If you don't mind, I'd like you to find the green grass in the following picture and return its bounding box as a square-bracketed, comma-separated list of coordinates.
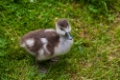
[0, 0, 120, 80]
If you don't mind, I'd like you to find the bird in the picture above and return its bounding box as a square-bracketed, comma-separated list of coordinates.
[20, 18, 73, 63]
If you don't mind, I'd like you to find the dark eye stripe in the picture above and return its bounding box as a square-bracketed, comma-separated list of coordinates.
[60, 28, 64, 31]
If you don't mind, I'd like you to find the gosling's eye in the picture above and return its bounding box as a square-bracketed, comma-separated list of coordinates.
[60, 28, 64, 31]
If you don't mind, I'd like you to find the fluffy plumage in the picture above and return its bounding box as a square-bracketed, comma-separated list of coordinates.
[20, 19, 73, 61]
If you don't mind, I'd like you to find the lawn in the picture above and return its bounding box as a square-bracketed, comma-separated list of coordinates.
[0, 0, 120, 80]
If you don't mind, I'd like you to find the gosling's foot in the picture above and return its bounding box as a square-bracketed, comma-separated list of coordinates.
[39, 66, 47, 74]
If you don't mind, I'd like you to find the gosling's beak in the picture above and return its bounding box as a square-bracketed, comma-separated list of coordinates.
[65, 32, 73, 40]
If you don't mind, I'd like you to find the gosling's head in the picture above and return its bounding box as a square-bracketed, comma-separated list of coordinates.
[56, 19, 72, 40]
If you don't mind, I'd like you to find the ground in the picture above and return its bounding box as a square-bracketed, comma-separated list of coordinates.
[0, 0, 120, 80]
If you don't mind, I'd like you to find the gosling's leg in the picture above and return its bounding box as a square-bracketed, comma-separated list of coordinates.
[51, 56, 60, 62]
[35, 53, 39, 66]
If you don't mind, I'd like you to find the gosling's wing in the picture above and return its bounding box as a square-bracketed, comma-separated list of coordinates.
[20, 30, 45, 53]
[20, 29, 60, 55]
